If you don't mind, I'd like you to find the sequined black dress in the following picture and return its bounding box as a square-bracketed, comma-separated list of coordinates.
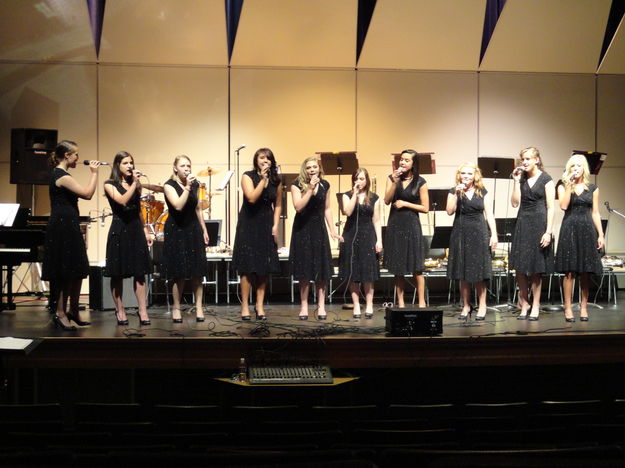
[509, 172, 554, 275]
[103, 181, 151, 278]
[232, 171, 280, 275]
[288, 179, 333, 281]
[339, 193, 380, 283]
[555, 184, 603, 276]
[383, 176, 426, 274]
[41, 168, 89, 281]
[447, 188, 492, 283]
[161, 179, 208, 279]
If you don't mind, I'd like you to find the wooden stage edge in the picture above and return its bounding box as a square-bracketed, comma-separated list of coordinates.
[5, 333, 625, 370]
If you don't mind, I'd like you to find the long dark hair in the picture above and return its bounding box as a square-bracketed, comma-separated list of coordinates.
[107, 151, 134, 184]
[49, 140, 77, 166]
[400, 149, 420, 196]
[253, 148, 280, 185]
[350, 167, 372, 205]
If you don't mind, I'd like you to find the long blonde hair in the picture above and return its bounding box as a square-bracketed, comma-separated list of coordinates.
[169, 154, 192, 184]
[295, 156, 323, 193]
[562, 154, 590, 189]
[454, 162, 485, 197]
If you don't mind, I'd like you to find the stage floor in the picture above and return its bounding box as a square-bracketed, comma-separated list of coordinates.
[2, 293, 625, 369]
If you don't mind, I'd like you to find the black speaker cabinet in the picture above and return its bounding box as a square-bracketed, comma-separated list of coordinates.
[385, 307, 443, 337]
[10, 128, 57, 185]
[89, 266, 139, 311]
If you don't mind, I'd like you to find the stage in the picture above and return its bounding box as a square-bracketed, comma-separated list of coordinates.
[3, 295, 625, 371]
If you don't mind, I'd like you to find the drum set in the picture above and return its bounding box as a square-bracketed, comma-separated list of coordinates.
[140, 166, 221, 241]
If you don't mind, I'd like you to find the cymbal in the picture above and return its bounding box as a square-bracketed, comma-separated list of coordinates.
[197, 167, 221, 177]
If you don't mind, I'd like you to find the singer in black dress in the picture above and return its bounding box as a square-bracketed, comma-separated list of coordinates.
[339, 168, 383, 319]
[446, 162, 498, 321]
[232, 148, 282, 320]
[509, 147, 555, 321]
[555, 154, 604, 322]
[383, 149, 429, 307]
[162, 155, 209, 323]
[289, 157, 340, 320]
[103, 151, 153, 326]
[42, 140, 101, 330]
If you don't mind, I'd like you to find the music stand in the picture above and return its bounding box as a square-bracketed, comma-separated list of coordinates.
[573, 150, 607, 175]
[318, 152, 359, 235]
[391, 152, 435, 174]
[279, 173, 299, 247]
[429, 188, 451, 229]
[430, 226, 452, 250]
[478, 156, 516, 214]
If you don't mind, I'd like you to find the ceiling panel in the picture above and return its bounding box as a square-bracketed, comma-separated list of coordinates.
[99, 0, 227, 65]
[231, 0, 357, 67]
[0, 0, 96, 62]
[598, 16, 625, 74]
[358, 0, 486, 71]
[480, 0, 611, 73]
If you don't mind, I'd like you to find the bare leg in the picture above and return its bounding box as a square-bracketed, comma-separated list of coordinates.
[516, 273, 530, 316]
[579, 273, 589, 319]
[395, 275, 406, 307]
[298, 279, 310, 318]
[255, 275, 267, 318]
[240, 274, 252, 318]
[316, 280, 327, 318]
[529, 274, 542, 319]
[364, 282, 374, 317]
[350, 282, 361, 317]
[172, 279, 185, 320]
[460, 280, 471, 317]
[415, 273, 426, 307]
[134, 275, 149, 321]
[192, 277, 204, 319]
[562, 272, 575, 320]
[476, 281, 487, 318]
[111, 277, 126, 322]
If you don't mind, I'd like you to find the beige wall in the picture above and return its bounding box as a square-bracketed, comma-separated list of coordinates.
[2, 66, 625, 270]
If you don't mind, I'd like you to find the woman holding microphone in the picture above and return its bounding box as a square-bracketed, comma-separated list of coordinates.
[555, 154, 604, 322]
[383, 149, 429, 308]
[42, 140, 101, 330]
[162, 155, 209, 323]
[103, 151, 153, 326]
[232, 148, 282, 320]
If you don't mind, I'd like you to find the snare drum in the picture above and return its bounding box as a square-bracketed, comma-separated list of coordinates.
[140, 195, 165, 225]
[154, 211, 168, 241]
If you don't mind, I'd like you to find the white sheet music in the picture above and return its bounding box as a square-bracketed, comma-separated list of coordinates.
[0, 337, 33, 350]
[217, 170, 235, 191]
[0, 203, 20, 227]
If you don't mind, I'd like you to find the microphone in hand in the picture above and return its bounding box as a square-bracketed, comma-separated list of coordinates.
[83, 160, 109, 166]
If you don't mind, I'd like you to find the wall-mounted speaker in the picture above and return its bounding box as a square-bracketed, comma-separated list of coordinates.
[10, 128, 57, 185]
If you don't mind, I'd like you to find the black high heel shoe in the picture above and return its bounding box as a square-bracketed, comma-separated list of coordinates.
[565, 316, 576, 322]
[255, 308, 267, 321]
[66, 312, 90, 326]
[115, 312, 129, 326]
[458, 307, 472, 321]
[580, 316, 589, 322]
[138, 313, 151, 326]
[241, 312, 251, 321]
[53, 315, 76, 331]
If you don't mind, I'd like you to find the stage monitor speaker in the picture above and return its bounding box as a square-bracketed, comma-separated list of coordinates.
[10, 128, 57, 185]
[385, 307, 443, 337]
[89, 266, 139, 311]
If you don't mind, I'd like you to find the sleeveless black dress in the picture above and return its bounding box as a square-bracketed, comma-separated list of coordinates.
[288, 179, 333, 281]
[232, 171, 280, 275]
[509, 172, 554, 275]
[383, 176, 426, 274]
[103, 181, 151, 278]
[161, 180, 208, 279]
[447, 188, 492, 283]
[41, 168, 89, 281]
[555, 184, 603, 276]
[339, 193, 380, 283]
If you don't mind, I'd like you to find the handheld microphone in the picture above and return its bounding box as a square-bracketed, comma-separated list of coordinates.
[235, 144, 246, 151]
[605, 201, 612, 212]
[511, 167, 523, 177]
[83, 160, 109, 166]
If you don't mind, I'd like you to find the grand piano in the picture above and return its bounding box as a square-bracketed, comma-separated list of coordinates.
[0, 208, 89, 311]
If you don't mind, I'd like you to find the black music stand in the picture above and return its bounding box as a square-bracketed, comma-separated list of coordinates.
[391, 152, 435, 174]
[573, 150, 607, 175]
[478, 156, 515, 213]
[429, 188, 451, 229]
[318, 152, 359, 235]
[279, 173, 299, 247]
[430, 226, 452, 250]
